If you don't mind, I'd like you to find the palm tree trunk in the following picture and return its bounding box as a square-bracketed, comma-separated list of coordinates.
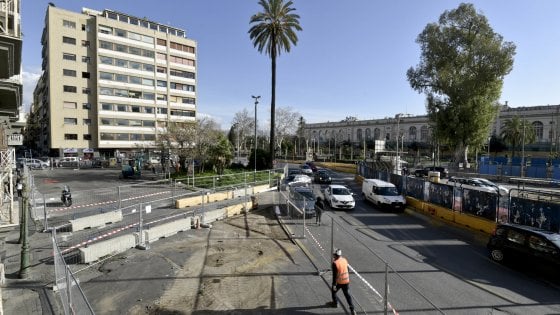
[269, 49, 277, 169]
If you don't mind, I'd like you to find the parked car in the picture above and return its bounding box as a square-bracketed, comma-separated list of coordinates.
[445, 177, 503, 195]
[487, 223, 560, 268]
[414, 166, 449, 178]
[18, 158, 49, 169]
[471, 177, 509, 196]
[289, 186, 316, 218]
[323, 184, 355, 210]
[362, 178, 406, 212]
[314, 169, 332, 184]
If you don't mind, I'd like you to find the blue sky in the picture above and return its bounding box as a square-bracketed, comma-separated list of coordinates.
[21, 1, 560, 128]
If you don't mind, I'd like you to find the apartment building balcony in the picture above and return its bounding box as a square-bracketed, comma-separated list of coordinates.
[0, 78, 21, 116]
[0, 0, 22, 79]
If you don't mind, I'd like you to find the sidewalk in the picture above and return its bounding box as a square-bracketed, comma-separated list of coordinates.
[0, 191, 346, 314]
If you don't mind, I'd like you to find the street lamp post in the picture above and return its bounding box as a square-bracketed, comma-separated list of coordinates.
[252, 95, 260, 181]
[395, 113, 404, 174]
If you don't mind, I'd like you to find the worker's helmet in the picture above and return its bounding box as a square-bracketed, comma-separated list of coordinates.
[333, 248, 342, 256]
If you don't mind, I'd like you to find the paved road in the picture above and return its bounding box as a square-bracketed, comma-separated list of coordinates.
[288, 166, 560, 314]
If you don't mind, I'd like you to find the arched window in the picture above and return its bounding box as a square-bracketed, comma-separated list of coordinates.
[532, 121, 543, 141]
[357, 129, 363, 142]
[409, 126, 417, 141]
[365, 128, 371, 140]
[420, 126, 429, 141]
[374, 128, 380, 140]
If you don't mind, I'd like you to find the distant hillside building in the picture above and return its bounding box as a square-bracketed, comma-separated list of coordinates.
[31, 5, 197, 159]
[303, 104, 560, 155]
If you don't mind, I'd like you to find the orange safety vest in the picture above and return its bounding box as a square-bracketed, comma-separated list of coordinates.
[334, 257, 350, 284]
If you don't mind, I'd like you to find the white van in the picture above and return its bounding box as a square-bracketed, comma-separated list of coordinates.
[362, 179, 406, 212]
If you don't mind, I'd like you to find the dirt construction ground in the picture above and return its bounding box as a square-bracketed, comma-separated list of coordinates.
[76, 207, 331, 315]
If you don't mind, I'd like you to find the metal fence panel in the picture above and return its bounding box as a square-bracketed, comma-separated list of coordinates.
[427, 182, 453, 209]
[460, 189, 498, 221]
[406, 177, 425, 201]
[509, 197, 560, 232]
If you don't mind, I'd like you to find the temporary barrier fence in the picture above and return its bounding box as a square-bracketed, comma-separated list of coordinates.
[52, 229, 95, 315]
[274, 192, 443, 314]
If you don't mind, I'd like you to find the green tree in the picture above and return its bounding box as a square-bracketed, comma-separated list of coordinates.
[209, 134, 233, 175]
[249, 0, 302, 168]
[407, 3, 516, 166]
[500, 116, 536, 159]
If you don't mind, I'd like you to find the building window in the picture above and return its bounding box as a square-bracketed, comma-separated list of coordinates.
[64, 134, 78, 140]
[63, 85, 77, 93]
[82, 56, 91, 63]
[63, 53, 76, 61]
[82, 72, 90, 79]
[64, 118, 77, 125]
[409, 126, 417, 141]
[63, 20, 76, 29]
[82, 88, 91, 94]
[115, 28, 127, 37]
[83, 134, 92, 140]
[533, 121, 544, 140]
[157, 38, 167, 46]
[63, 69, 76, 77]
[99, 40, 112, 50]
[420, 126, 429, 141]
[170, 41, 195, 54]
[99, 25, 113, 34]
[81, 40, 90, 47]
[63, 101, 77, 109]
[100, 56, 112, 65]
[81, 24, 90, 32]
[83, 119, 91, 125]
[157, 80, 167, 87]
[101, 103, 112, 110]
[156, 53, 167, 60]
[63, 36, 76, 45]
[82, 103, 91, 110]
[157, 66, 166, 74]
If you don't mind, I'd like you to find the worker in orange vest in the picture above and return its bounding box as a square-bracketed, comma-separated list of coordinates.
[327, 248, 356, 315]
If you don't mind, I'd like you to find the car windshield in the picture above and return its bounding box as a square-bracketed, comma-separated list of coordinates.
[297, 190, 314, 200]
[378, 187, 399, 196]
[474, 178, 496, 186]
[332, 187, 351, 195]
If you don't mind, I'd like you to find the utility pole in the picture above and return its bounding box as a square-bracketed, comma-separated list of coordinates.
[252, 95, 260, 181]
[19, 167, 30, 279]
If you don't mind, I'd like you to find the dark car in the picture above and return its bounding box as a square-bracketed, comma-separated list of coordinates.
[305, 161, 318, 172]
[314, 169, 332, 184]
[487, 223, 560, 268]
[414, 166, 449, 178]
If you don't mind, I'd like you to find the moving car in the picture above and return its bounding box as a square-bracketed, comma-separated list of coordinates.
[487, 223, 560, 267]
[286, 168, 302, 182]
[362, 179, 406, 212]
[289, 186, 316, 218]
[314, 169, 332, 184]
[445, 177, 504, 195]
[414, 166, 449, 178]
[305, 161, 318, 172]
[323, 184, 355, 210]
[288, 174, 312, 186]
[300, 164, 313, 175]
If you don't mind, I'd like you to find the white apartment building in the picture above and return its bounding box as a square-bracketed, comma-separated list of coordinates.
[31, 5, 197, 159]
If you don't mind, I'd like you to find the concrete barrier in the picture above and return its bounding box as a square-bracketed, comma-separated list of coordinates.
[70, 210, 123, 232]
[143, 218, 191, 243]
[208, 191, 230, 203]
[175, 195, 204, 208]
[79, 234, 136, 263]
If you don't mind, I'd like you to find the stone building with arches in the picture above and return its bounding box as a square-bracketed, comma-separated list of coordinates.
[303, 104, 560, 157]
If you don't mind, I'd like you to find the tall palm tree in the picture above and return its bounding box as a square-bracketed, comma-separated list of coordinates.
[249, 0, 302, 167]
[500, 116, 536, 159]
